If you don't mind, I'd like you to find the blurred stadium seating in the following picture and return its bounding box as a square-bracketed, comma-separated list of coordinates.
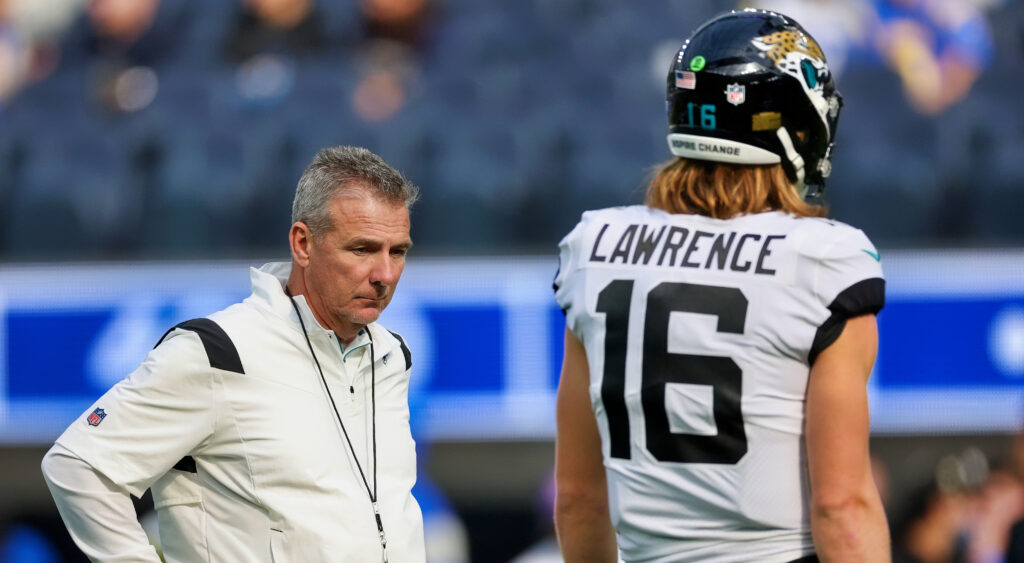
[0, 0, 1019, 260]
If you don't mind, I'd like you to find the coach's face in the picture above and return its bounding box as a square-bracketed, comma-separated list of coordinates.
[295, 188, 411, 342]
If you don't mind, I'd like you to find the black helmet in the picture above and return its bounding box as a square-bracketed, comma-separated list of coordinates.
[666, 9, 842, 196]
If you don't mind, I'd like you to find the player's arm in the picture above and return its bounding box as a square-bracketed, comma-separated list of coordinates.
[42, 443, 161, 562]
[806, 314, 890, 562]
[554, 327, 617, 563]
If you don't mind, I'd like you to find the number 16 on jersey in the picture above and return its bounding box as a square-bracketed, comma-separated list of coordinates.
[597, 279, 749, 465]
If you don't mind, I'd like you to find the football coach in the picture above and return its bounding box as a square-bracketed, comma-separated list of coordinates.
[42, 146, 425, 562]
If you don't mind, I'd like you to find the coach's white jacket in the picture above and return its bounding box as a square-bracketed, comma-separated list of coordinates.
[42, 262, 425, 562]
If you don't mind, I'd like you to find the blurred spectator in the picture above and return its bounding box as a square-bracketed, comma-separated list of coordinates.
[2, 0, 82, 43]
[222, 0, 330, 110]
[350, 38, 419, 123]
[891, 467, 972, 562]
[891, 447, 1024, 563]
[223, 0, 328, 63]
[88, 0, 158, 44]
[80, 0, 164, 114]
[0, 0, 78, 107]
[0, 18, 30, 107]
[347, 0, 433, 124]
[966, 468, 1024, 563]
[361, 0, 432, 48]
[43, 0, 199, 117]
[867, 0, 994, 115]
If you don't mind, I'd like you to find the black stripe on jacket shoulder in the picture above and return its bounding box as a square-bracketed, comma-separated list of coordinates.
[155, 318, 245, 375]
[389, 331, 412, 371]
[809, 278, 885, 366]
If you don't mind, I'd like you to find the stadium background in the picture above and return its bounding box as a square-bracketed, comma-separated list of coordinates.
[1, 0, 1022, 561]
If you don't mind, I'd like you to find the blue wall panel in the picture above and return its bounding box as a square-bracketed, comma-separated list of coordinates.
[7, 309, 112, 398]
[1, 253, 1022, 441]
[423, 304, 504, 393]
[877, 297, 1024, 388]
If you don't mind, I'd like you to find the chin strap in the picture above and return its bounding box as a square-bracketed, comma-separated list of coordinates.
[776, 127, 807, 198]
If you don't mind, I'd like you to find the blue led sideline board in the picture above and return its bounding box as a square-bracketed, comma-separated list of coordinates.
[1, 251, 1023, 444]
[869, 250, 1024, 433]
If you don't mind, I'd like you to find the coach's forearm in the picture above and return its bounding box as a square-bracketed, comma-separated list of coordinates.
[811, 487, 890, 563]
[554, 490, 618, 563]
[42, 444, 160, 563]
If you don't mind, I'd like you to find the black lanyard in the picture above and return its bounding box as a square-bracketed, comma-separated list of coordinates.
[285, 287, 388, 562]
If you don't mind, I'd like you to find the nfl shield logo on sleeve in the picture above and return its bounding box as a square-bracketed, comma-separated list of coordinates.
[87, 408, 107, 427]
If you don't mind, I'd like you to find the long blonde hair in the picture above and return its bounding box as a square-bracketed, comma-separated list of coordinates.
[644, 158, 826, 219]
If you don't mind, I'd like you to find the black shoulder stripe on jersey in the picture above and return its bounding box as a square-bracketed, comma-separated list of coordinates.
[154, 318, 245, 374]
[809, 278, 886, 366]
[172, 456, 197, 473]
[389, 330, 412, 371]
[830, 277, 886, 319]
[809, 315, 845, 367]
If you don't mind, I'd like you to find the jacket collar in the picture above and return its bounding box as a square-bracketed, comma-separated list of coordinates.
[248, 262, 403, 360]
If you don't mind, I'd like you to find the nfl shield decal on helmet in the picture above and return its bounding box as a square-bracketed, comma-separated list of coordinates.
[726, 83, 745, 105]
[87, 408, 107, 426]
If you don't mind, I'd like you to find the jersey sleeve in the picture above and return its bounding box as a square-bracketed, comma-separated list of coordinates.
[55, 329, 219, 497]
[553, 216, 588, 336]
[806, 226, 886, 364]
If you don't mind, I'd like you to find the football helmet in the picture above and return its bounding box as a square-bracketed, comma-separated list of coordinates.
[666, 9, 842, 197]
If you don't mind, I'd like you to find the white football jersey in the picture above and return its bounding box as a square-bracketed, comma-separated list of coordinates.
[554, 206, 884, 563]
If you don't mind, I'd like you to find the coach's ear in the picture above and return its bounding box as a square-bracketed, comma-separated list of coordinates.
[289, 222, 313, 268]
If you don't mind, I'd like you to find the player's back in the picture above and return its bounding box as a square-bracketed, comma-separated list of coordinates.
[554, 205, 884, 562]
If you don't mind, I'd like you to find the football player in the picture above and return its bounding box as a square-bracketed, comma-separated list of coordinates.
[553, 9, 890, 562]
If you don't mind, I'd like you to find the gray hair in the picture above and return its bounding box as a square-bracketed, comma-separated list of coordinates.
[291, 146, 420, 238]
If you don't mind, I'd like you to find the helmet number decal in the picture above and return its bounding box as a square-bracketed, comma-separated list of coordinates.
[683, 103, 716, 130]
